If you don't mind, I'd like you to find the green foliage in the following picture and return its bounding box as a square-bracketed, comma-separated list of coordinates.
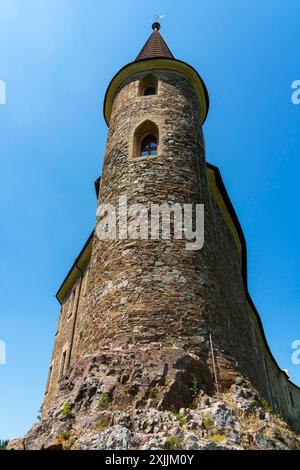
[261, 399, 272, 413]
[165, 436, 183, 450]
[171, 412, 188, 427]
[164, 339, 174, 348]
[207, 434, 226, 443]
[98, 393, 112, 410]
[149, 389, 159, 402]
[0, 440, 8, 450]
[61, 401, 73, 417]
[190, 377, 199, 398]
[202, 413, 214, 430]
[234, 375, 243, 385]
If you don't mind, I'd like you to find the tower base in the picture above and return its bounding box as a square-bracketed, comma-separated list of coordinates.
[8, 345, 300, 450]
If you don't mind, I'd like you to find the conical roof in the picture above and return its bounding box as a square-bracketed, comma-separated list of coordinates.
[136, 22, 174, 61]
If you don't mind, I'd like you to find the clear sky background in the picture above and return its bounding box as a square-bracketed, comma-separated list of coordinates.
[0, 0, 299, 440]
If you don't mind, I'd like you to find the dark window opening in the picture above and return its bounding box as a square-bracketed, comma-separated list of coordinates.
[138, 75, 158, 97]
[144, 86, 156, 96]
[60, 350, 67, 379]
[140, 135, 158, 156]
[133, 119, 159, 158]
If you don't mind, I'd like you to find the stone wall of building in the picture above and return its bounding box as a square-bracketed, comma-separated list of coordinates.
[43, 268, 90, 411]
[75, 70, 217, 358]
[42, 68, 300, 431]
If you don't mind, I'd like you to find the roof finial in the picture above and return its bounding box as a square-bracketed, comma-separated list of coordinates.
[136, 15, 173, 61]
[151, 14, 164, 31]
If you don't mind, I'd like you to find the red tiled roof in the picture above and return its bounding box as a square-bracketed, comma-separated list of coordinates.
[136, 27, 174, 61]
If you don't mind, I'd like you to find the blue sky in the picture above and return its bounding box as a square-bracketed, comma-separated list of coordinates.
[0, 0, 299, 440]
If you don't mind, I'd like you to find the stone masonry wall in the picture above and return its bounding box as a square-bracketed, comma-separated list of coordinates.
[43, 268, 89, 411]
[42, 68, 300, 431]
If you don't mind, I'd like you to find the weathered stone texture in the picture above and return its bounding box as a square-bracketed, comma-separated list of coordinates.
[8, 373, 300, 450]
[41, 68, 300, 434]
[79, 71, 214, 355]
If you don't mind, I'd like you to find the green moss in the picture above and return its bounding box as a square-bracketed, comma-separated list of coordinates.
[261, 399, 272, 413]
[61, 402, 73, 417]
[203, 413, 214, 430]
[207, 434, 226, 443]
[165, 436, 184, 450]
[98, 393, 112, 410]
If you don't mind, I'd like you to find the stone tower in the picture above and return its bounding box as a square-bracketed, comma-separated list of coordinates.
[42, 23, 300, 430]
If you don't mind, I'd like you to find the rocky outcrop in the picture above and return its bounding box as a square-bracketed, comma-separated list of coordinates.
[8, 348, 300, 450]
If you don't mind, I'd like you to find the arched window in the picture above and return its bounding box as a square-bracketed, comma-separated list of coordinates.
[140, 135, 157, 156]
[138, 75, 158, 97]
[132, 120, 159, 158]
[144, 87, 156, 96]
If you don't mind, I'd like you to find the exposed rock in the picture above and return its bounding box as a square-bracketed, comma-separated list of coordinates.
[7, 439, 25, 451]
[8, 368, 300, 451]
[254, 432, 274, 450]
[77, 425, 131, 450]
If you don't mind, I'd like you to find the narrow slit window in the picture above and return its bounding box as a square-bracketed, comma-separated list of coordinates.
[60, 350, 67, 379]
[140, 135, 158, 156]
[83, 269, 89, 297]
[68, 289, 76, 319]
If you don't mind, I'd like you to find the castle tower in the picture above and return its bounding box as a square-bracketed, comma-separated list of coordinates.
[42, 24, 300, 429]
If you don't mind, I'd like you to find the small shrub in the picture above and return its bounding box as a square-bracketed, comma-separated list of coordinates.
[61, 402, 73, 417]
[164, 339, 174, 348]
[165, 436, 183, 450]
[235, 375, 243, 384]
[261, 399, 272, 413]
[190, 377, 199, 398]
[98, 393, 112, 410]
[171, 412, 188, 427]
